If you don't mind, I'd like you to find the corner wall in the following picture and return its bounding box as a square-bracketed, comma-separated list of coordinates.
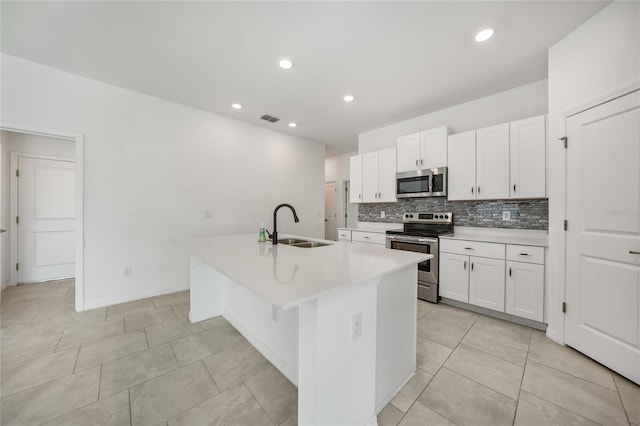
[1, 54, 326, 309]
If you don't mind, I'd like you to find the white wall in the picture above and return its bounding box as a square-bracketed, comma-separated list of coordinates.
[1, 54, 325, 309]
[0, 130, 76, 290]
[546, 1, 640, 343]
[358, 80, 548, 153]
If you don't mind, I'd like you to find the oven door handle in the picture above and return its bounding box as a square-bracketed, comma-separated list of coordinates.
[386, 235, 438, 244]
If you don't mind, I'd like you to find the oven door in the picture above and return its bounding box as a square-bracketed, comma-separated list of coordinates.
[396, 171, 431, 198]
[387, 238, 438, 284]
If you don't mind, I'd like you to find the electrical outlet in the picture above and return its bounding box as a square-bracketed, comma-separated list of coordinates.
[503, 211, 511, 221]
[381, 211, 386, 218]
[204, 210, 213, 219]
[352, 312, 363, 341]
[124, 267, 132, 277]
[272, 304, 279, 323]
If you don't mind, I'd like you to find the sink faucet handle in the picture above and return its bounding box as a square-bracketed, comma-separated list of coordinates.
[265, 229, 273, 239]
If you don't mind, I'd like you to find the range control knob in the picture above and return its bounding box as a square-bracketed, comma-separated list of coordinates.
[445, 215, 449, 219]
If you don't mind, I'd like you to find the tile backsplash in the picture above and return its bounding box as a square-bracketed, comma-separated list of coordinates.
[358, 198, 548, 230]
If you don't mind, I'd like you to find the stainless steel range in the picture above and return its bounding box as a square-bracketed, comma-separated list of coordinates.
[386, 212, 453, 303]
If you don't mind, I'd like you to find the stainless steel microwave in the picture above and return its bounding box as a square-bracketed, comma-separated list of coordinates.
[396, 167, 448, 198]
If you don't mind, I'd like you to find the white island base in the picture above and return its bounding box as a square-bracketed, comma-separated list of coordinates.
[180, 235, 427, 425]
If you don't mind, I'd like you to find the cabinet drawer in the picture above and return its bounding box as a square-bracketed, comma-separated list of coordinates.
[506, 245, 544, 264]
[352, 231, 386, 245]
[338, 230, 352, 241]
[440, 239, 505, 259]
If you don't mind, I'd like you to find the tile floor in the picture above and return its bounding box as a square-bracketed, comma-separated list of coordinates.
[0, 279, 638, 425]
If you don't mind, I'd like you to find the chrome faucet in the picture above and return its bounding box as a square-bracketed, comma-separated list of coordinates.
[272, 203, 300, 245]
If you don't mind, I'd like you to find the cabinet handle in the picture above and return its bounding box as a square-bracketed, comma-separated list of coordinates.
[519, 252, 530, 256]
[463, 261, 467, 270]
[471, 262, 474, 271]
[364, 236, 370, 239]
[509, 267, 512, 277]
[477, 186, 481, 194]
[415, 159, 419, 166]
[464, 247, 474, 251]
[630, 251, 640, 255]
[421, 159, 424, 165]
[359, 193, 362, 199]
[471, 187, 474, 194]
[513, 184, 517, 192]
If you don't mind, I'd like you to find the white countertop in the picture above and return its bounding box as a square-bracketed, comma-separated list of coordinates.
[338, 222, 403, 234]
[440, 227, 548, 247]
[175, 234, 429, 310]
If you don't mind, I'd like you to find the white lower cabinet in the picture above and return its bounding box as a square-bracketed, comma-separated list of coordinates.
[469, 256, 506, 311]
[439, 252, 469, 302]
[506, 261, 544, 322]
[351, 230, 386, 246]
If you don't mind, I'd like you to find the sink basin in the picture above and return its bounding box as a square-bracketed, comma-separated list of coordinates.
[292, 241, 331, 248]
[277, 238, 309, 245]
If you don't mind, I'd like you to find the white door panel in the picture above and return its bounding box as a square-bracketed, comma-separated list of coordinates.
[439, 252, 469, 303]
[566, 90, 640, 384]
[447, 131, 476, 201]
[469, 256, 505, 311]
[349, 155, 363, 203]
[18, 156, 76, 283]
[476, 123, 510, 200]
[324, 182, 338, 241]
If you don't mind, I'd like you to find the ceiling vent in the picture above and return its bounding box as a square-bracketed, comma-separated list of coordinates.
[260, 114, 280, 123]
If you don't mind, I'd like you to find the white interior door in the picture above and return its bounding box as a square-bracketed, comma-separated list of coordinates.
[345, 181, 358, 228]
[324, 181, 338, 241]
[18, 156, 76, 283]
[566, 90, 640, 384]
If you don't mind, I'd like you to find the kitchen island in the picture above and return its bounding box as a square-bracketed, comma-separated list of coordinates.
[174, 234, 430, 425]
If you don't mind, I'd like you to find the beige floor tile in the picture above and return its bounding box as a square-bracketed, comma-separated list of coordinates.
[198, 315, 231, 330]
[57, 318, 124, 351]
[32, 307, 107, 333]
[145, 318, 203, 347]
[171, 302, 189, 320]
[44, 389, 131, 426]
[398, 401, 456, 426]
[522, 361, 628, 425]
[280, 413, 297, 426]
[419, 368, 516, 426]
[417, 316, 467, 348]
[130, 361, 219, 426]
[0, 365, 100, 426]
[425, 304, 479, 330]
[152, 291, 190, 309]
[514, 391, 599, 426]
[56, 279, 76, 290]
[0, 309, 39, 329]
[1, 330, 61, 365]
[614, 373, 640, 425]
[528, 331, 615, 390]
[377, 403, 404, 426]
[391, 369, 433, 413]
[167, 383, 273, 426]
[124, 307, 176, 333]
[417, 300, 435, 320]
[169, 324, 241, 366]
[416, 335, 452, 375]
[99, 343, 178, 398]
[444, 344, 523, 400]
[1, 347, 79, 397]
[244, 366, 297, 424]
[461, 315, 531, 366]
[202, 340, 270, 391]
[76, 330, 148, 371]
[1, 286, 69, 305]
[106, 299, 156, 320]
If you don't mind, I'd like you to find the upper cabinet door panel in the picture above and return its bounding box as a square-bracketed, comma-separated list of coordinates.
[378, 148, 397, 202]
[349, 155, 363, 203]
[476, 123, 510, 200]
[362, 152, 380, 202]
[397, 133, 420, 173]
[420, 126, 450, 169]
[510, 115, 546, 199]
[447, 130, 477, 201]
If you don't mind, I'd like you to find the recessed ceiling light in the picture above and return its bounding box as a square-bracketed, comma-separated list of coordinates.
[279, 58, 294, 70]
[288, 122, 297, 128]
[232, 103, 242, 109]
[343, 95, 355, 102]
[475, 28, 494, 42]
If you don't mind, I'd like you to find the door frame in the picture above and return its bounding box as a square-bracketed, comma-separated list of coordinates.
[324, 180, 338, 241]
[10, 152, 76, 285]
[0, 122, 84, 312]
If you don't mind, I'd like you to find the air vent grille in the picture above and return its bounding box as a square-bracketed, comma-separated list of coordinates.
[260, 114, 280, 123]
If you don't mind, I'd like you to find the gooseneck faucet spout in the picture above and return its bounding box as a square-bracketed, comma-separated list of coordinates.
[272, 203, 300, 245]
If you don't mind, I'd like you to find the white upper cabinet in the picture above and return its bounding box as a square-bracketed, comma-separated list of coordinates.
[349, 155, 363, 203]
[510, 115, 547, 199]
[447, 130, 477, 200]
[476, 123, 510, 200]
[352, 148, 397, 203]
[397, 126, 450, 173]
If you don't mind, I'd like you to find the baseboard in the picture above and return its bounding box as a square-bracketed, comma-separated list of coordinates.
[1, 280, 10, 292]
[440, 298, 547, 331]
[223, 310, 299, 387]
[375, 368, 414, 414]
[82, 285, 189, 311]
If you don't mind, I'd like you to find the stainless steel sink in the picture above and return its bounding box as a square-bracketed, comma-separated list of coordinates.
[277, 238, 309, 245]
[293, 241, 330, 248]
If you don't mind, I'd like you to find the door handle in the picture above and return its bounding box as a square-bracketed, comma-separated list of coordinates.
[471, 262, 474, 271]
[630, 251, 640, 255]
[509, 267, 512, 277]
[513, 184, 516, 192]
[0, 229, 6, 233]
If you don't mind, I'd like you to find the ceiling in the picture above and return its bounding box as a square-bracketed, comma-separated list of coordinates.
[1, 1, 608, 156]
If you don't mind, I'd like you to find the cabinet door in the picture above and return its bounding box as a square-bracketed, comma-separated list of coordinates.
[510, 115, 546, 199]
[469, 256, 505, 311]
[447, 131, 476, 200]
[349, 155, 363, 203]
[476, 123, 510, 200]
[439, 252, 470, 302]
[396, 133, 420, 173]
[362, 152, 380, 202]
[378, 148, 397, 202]
[421, 126, 450, 169]
[506, 261, 544, 321]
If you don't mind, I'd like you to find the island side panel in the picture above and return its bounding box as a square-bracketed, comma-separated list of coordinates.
[298, 281, 379, 426]
[375, 265, 418, 412]
[189, 257, 224, 323]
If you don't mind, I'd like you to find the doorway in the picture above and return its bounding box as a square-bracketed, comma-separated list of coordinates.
[564, 90, 640, 384]
[325, 181, 338, 241]
[344, 180, 358, 229]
